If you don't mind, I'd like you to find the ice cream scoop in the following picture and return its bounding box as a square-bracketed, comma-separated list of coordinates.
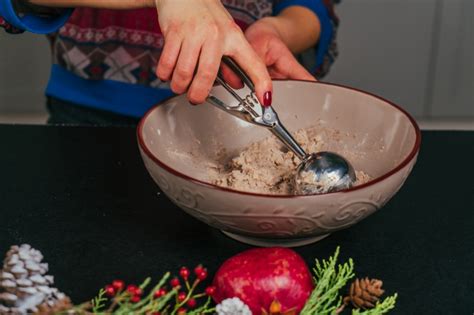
[207, 57, 356, 194]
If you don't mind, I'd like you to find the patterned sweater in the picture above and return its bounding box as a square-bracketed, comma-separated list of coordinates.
[0, 0, 339, 117]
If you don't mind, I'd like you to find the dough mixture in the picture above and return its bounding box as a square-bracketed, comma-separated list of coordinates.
[207, 126, 371, 194]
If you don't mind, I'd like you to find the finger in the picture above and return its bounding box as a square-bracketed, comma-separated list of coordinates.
[220, 63, 243, 89]
[229, 41, 272, 106]
[187, 41, 222, 104]
[275, 52, 316, 81]
[284, 60, 316, 81]
[268, 67, 287, 79]
[156, 36, 182, 82]
[170, 38, 201, 95]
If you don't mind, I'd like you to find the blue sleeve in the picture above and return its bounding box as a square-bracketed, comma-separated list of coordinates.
[0, 0, 72, 34]
[273, 0, 336, 76]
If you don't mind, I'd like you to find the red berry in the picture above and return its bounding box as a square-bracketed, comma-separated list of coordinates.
[194, 265, 204, 276]
[104, 285, 116, 297]
[205, 286, 216, 296]
[187, 298, 197, 308]
[151, 313, 161, 315]
[130, 295, 141, 303]
[177, 308, 187, 315]
[154, 288, 167, 298]
[178, 292, 187, 302]
[179, 267, 190, 280]
[126, 284, 139, 295]
[134, 288, 143, 296]
[112, 280, 125, 291]
[170, 278, 180, 288]
[197, 269, 208, 280]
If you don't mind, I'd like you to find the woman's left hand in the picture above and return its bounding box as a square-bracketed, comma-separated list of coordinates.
[244, 17, 316, 81]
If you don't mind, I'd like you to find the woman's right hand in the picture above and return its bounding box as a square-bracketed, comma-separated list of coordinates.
[155, 0, 273, 105]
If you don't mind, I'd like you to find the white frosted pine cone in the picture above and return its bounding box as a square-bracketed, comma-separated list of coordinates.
[0, 244, 70, 315]
[216, 297, 252, 315]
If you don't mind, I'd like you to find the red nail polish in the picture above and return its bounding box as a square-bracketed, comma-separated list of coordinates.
[263, 91, 272, 107]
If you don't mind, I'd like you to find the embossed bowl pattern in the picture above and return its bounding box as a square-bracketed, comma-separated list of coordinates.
[138, 81, 421, 247]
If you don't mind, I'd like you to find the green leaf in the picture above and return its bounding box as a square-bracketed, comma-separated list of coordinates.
[155, 287, 179, 312]
[91, 288, 108, 313]
[112, 274, 177, 314]
[352, 294, 398, 315]
[300, 247, 355, 315]
[187, 297, 216, 315]
[128, 274, 168, 311]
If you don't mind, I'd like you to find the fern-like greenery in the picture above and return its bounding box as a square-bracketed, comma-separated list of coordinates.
[68, 272, 215, 315]
[300, 247, 355, 315]
[91, 288, 107, 313]
[352, 294, 398, 315]
[300, 247, 398, 315]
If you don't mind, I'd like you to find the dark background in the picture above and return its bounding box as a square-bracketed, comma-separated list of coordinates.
[0, 126, 473, 314]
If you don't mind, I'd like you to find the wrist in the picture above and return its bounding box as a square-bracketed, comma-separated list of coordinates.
[246, 17, 284, 41]
[153, 0, 163, 9]
[143, 0, 156, 8]
[249, 16, 293, 49]
[153, 0, 177, 11]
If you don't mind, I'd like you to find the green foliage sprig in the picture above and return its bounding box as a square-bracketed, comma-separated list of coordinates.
[351, 294, 398, 315]
[91, 289, 107, 313]
[300, 247, 354, 314]
[300, 247, 397, 315]
[68, 271, 214, 315]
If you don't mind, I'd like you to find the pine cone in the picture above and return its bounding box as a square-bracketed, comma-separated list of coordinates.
[35, 297, 73, 315]
[0, 244, 70, 315]
[343, 278, 385, 309]
[216, 297, 252, 315]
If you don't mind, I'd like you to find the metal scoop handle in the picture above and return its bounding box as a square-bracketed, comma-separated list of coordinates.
[262, 106, 307, 160]
[206, 56, 307, 160]
[207, 56, 263, 126]
[221, 56, 255, 91]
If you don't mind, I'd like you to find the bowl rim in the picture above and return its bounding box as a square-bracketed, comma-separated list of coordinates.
[137, 80, 422, 198]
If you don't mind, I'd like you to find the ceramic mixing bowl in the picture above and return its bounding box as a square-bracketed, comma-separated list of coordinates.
[137, 81, 421, 247]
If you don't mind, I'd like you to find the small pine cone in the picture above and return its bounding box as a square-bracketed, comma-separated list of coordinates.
[1, 244, 70, 315]
[34, 297, 73, 315]
[343, 277, 385, 309]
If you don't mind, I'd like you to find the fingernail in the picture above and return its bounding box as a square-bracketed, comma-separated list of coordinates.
[263, 91, 272, 107]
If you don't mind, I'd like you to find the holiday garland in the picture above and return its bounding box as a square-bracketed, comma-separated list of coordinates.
[0, 245, 397, 315]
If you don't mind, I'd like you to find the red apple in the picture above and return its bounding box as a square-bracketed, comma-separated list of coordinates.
[212, 247, 314, 314]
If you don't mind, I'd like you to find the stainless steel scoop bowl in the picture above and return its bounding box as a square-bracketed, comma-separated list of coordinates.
[207, 57, 356, 194]
[295, 152, 356, 194]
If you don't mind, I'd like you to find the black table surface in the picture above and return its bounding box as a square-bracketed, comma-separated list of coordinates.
[0, 125, 473, 314]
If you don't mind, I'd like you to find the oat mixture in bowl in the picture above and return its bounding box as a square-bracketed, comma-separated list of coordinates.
[207, 125, 371, 195]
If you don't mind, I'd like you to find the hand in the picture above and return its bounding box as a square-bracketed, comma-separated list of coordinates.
[155, 0, 272, 105]
[244, 17, 316, 81]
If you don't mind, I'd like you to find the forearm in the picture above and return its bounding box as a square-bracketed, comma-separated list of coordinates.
[269, 6, 321, 54]
[26, 0, 155, 9]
